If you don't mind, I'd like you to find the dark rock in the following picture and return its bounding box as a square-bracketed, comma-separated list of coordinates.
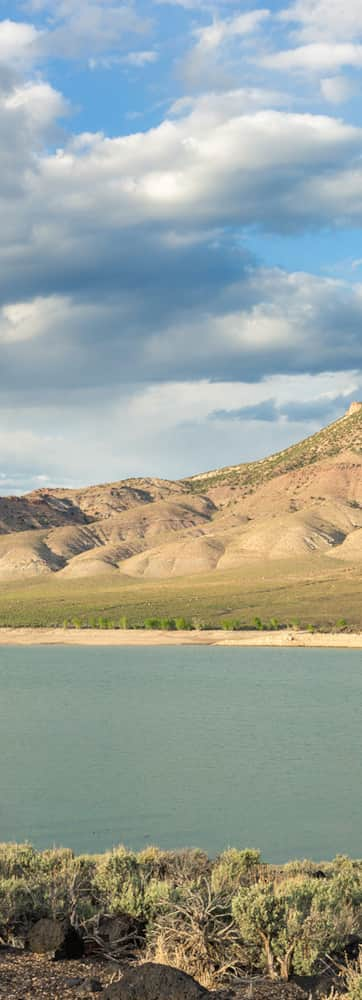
[294, 971, 344, 997]
[53, 924, 85, 960]
[100, 962, 209, 999]
[340, 934, 362, 961]
[27, 918, 65, 954]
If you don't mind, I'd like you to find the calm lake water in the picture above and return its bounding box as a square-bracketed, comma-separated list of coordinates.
[0, 646, 361, 862]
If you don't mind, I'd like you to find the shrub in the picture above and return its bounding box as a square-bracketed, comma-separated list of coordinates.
[93, 847, 144, 917]
[233, 865, 362, 981]
[175, 618, 193, 631]
[148, 879, 245, 987]
[212, 849, 261, 893]
[343, 952, 362, 1000]
[160, 618, 177, 631]
[269, 618, 280, 631]
[336, 618, 348, 632]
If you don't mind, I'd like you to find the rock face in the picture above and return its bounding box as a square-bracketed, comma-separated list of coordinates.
[100, 962, 209, 1000]
[27, 918, 65, 953]
[347, 401, 362, 416]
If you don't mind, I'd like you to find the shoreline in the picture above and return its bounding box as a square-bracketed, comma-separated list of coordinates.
[0, 627, 361, 647]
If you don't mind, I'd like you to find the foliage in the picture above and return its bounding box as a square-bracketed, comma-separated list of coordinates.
[233, 862, 362, 980]
[212, 848, 261, 892]
[342, 952, 362, 1000]
[0, 843, 361, 987]
[93, 847, 144, 917]
[147, 878, 245, 986]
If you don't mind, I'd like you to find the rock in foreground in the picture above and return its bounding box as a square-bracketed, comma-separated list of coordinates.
[101, 962, 208, 999]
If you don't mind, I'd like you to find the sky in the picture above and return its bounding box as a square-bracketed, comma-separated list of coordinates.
[1, 0, 362, 492]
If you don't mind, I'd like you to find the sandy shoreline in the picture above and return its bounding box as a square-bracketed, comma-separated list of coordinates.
[0, 627, 361, 647]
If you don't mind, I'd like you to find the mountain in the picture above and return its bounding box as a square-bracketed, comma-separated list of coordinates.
[0, 403, 361, 583]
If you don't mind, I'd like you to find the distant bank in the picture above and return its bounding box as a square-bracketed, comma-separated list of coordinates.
[0, 627, 361, 647]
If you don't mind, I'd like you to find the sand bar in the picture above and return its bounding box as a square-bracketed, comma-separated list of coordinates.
[0, 628, 361, 647]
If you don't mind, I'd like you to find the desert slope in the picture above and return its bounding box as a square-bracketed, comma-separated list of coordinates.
[0, 403, 361, 581]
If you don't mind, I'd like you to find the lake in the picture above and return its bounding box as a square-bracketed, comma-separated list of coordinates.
[0, 646, 361, 862]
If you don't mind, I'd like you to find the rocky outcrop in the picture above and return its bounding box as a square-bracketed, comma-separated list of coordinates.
[346, 401, 362, 416]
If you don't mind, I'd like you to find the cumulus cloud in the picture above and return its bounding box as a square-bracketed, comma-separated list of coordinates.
[1, 4, 362, 486]
[0, 19, 41, 68]
[1, 73, 362, 406]
[2, 263, 362, 404]
[12, 103, 362, 244]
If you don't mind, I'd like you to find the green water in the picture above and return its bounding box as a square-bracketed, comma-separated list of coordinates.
[0, 646, 361, 862]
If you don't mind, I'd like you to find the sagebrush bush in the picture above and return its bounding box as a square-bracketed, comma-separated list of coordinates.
[93, 847, 144, 916]
[212, 848, 261, 892]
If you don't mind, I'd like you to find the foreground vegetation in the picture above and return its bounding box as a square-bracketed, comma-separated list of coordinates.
[0, 843, 361, 996]
[0, 555, 361, 629]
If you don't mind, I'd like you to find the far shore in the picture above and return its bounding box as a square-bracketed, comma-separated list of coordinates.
[0, 627, 361, 647]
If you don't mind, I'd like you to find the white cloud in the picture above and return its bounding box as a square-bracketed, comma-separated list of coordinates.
[170, 86, 289, 117]
[182, 8, 270, 90]
[194, 9, 270, 53]
[0, 296, 69, 343]
[45, 4, 148, 59]
[261, 43, 362, 73]
[89, 49, 158, 70]
[0, 19, 41, 67]
[4, 80, 67, 128]
[320, 75, 357, 104]
[123, 49, 158, 67]
[280, 0, 362, 43]
[2, 5, 149, 65]
[36, 108, 362, 232]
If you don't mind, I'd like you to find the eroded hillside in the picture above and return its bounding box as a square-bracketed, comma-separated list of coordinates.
[0, 404, 361, 581]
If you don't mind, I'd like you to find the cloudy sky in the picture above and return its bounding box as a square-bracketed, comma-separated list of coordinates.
[1, 0, 362, 492]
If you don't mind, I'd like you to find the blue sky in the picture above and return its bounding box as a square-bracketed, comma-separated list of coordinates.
[0, 0, 362, 491]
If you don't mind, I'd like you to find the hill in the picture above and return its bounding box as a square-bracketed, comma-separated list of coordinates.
[0, 403, 361, 627]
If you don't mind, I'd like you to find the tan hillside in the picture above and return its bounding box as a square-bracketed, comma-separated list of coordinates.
[0, 403, 361, 583]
